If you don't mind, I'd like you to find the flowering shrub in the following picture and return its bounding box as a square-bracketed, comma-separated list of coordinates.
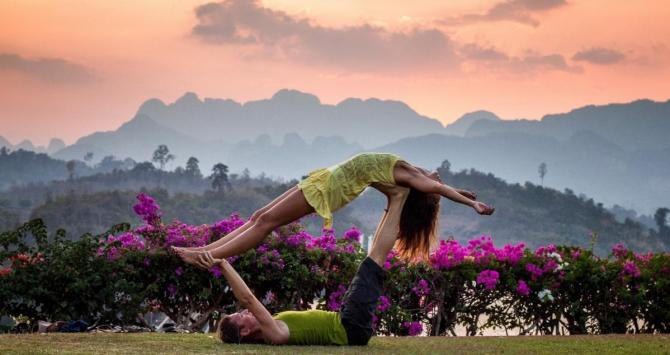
[1, 192, 669, 335]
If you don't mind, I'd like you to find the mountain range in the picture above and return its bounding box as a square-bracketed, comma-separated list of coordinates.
[1, 90, 668, 215]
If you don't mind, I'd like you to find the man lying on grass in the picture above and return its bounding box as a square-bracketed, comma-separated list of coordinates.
[202, 184, 417, 345]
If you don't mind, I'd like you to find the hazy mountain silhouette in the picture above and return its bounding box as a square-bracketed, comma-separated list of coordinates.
[53, 113, 209, 170]
[373, 130, 670, 215]
[444, 110, 501, 136]
[0, 136, 66, 155]
[46, 138, 66, 154]
[11, 89, 665, 216]
[136, 89, 445, 148]
[52, 112, 362, 179]
[466, 99, 670, 151]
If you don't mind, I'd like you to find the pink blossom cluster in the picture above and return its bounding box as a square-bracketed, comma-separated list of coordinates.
[402, 321, 423, 336]
[258, 247, 285, 270]
[164, 222, 212, 248]
[285, 231, 312, 248]
[342, 226, 361, 243]
[430, 235, 525, 270]
[383, 250, 403, 270]
[327, 284, 348, 311]
[377, 295, 391, 312]
[612, 243, 628, 258]
[132, 192, 162, 226]
[412, 279, 430, 297]
[476, 269, 500, 290]
[211, 213, 245, 236]
[622, 261, 641, 278]
[534, 244, 557, 257]
[97, 232, 146, 261]
[525, 263, 544, 281]
[516, 280, 530, 296]
[308, 234, 337, 252]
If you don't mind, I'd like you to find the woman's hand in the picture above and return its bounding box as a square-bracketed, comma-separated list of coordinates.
[458, 189, 477, 200]
[473, 201, 495, 215]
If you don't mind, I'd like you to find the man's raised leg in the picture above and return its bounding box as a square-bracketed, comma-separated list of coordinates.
[368, 187, 409, 267]
[338, 186, 409, 345]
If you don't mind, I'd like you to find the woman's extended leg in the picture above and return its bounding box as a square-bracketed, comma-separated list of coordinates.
[176, 186, 299, 252]
[177, 188, 315, 267]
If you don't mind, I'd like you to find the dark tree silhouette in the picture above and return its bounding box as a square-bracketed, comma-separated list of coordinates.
[185, 157, 202, 178]
[209, 163, 231, 194]
[654, 207, 669, 240]
[538, 162, 547, 186]
[132, 161, 157, 173]
[83, 152, 94, 164]
[66, 160, 76, 180]
[152, 144, 175, 171]
[437, 159, 451, 177]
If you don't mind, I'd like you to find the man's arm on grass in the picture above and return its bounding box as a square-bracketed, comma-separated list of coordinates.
[211, 255, 289, 344]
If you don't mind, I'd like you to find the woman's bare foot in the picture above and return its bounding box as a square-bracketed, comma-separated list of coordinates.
[174, 248, 211, 269]
[175, 245, 205, 252]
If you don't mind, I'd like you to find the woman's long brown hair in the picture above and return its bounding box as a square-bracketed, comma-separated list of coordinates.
[396, 188, 440, 261]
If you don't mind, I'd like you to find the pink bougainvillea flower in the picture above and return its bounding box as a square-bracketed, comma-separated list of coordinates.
[476, 269, 499, 290]
[623, 261, 641, 278]
[377, 295, 391, 312]
[402, 321, 423, 336]
[517, 280, 530, 296]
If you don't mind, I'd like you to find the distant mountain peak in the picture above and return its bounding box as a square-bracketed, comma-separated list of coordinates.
[47, 138, 66, 154]
[174, 92, 201, 106]
[446, 110, 501, 136]
[459, 110, 501, 121]
[138, 98, 167, 116]
[336, 97, 419, 118]
[271, 89, 321, 105]
[16, 139, 35, 150]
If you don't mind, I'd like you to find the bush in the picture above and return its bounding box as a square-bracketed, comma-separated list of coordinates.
[1, 193, 669, 335]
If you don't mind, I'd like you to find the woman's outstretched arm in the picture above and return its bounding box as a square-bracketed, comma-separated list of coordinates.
[394, 162, 494, 215]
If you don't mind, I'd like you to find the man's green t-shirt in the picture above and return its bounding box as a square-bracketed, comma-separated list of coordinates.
[273, 310, 348, 345]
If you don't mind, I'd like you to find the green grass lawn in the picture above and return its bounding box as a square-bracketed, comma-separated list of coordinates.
[0, 333, 668, 354]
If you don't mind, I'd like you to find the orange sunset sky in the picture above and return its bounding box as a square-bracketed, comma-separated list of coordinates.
[1, 0, 669, 147]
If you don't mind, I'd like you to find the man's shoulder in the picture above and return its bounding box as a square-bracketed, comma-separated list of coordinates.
[263, 318, 290, 345]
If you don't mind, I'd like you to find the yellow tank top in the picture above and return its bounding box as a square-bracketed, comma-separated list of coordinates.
[298, 152, 401, 228]
[273, 310, 348, 345]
